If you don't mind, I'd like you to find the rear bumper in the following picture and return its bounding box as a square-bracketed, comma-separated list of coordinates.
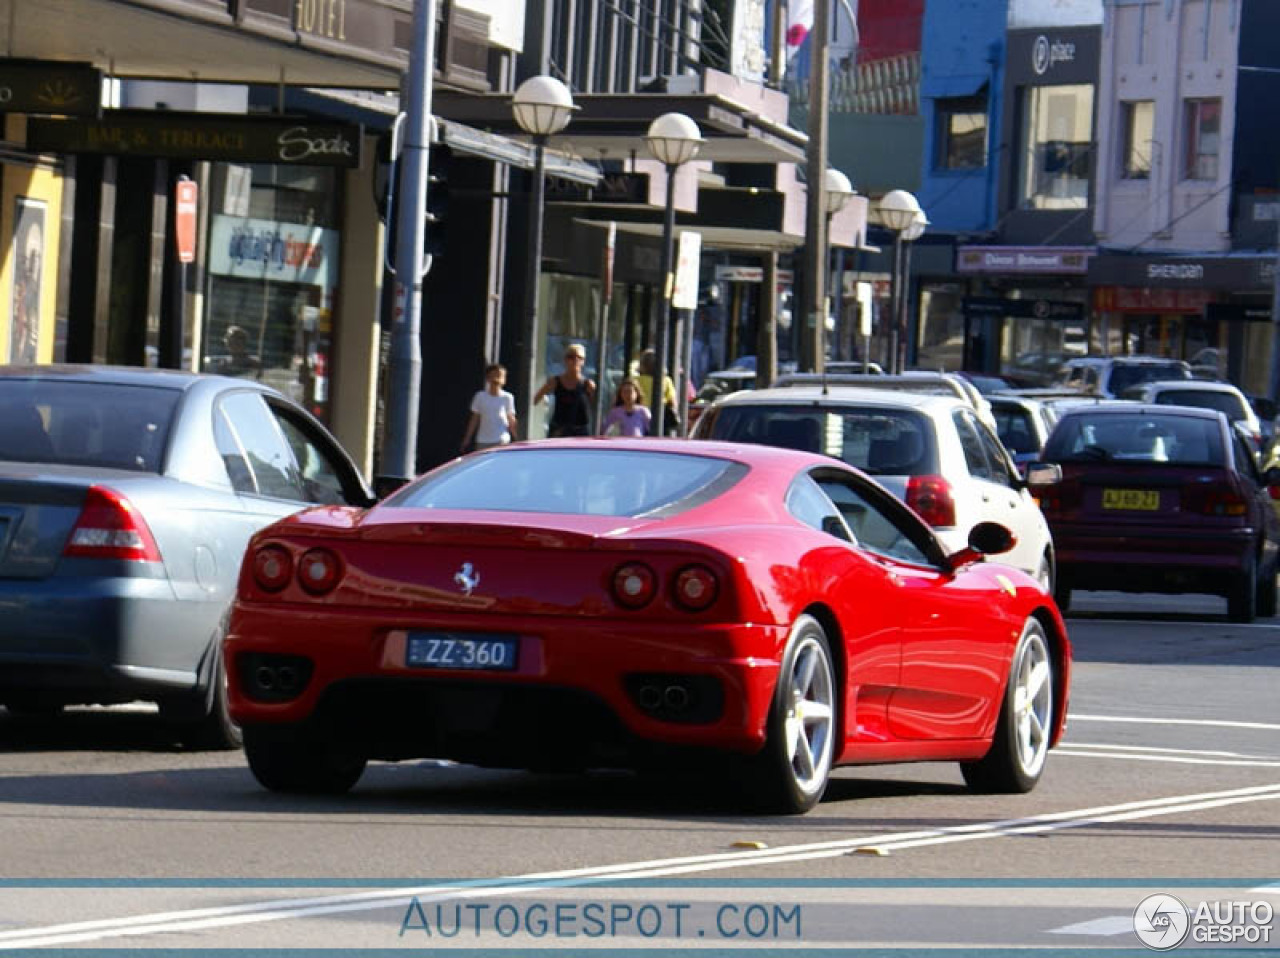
[1053, 525, 1256, 593]
[225, 604, 787, 764]
[0, 574, 206, 701]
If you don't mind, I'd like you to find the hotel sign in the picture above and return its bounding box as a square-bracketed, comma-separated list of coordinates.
[27, 112, 362, 167]
[957, 246, 1093, 275]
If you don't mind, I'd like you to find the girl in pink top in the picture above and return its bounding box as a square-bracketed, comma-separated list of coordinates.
[602, 379, 652, 437]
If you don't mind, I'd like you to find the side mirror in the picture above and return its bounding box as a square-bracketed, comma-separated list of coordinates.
[1264, 467, 1280, 501]
[946, 522, 1018, 573]
[1025, 462, 1063, 488]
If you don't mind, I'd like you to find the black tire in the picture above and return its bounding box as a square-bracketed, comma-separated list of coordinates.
[961, 618, 1054, 794]
[168, 650, 241, 751]
[1256, 557, 1277, 619]
[1052, 576, 1071, 614]
[1227, 553, 1258, 624]
[744, 615, 837, 815]
[242, 725, 366, 795]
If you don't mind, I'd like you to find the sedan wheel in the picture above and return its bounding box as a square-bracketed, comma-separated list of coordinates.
[1227, 553, 1258, 624]
[749, 615, 836, 814]
[1035, 552, 1054, 593]
[962, 618, 1053, 794]
[243, 726, 367, 795]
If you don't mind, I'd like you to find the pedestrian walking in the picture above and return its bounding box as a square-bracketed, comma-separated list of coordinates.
[535, 342, 597, 437]
[635, 349, 679, 436]
[601, 379, 652, 437]
[460, 363, 518, 452]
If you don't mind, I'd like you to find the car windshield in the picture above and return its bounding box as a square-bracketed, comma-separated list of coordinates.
[1044, 413, 1223, 466]
[705, 404, 938, 476]
[386, 448, 744, 517]
[1154, 390, 1247, 420]
[1107, 363, 1190, 393]
[0, 380, 181, 472]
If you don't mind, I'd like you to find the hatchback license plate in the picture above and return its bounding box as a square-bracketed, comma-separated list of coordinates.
[1102, 488, 1160, 510]
[406, 633, 518, 671]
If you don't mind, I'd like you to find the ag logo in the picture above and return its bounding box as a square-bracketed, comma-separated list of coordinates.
[1134, 894, 1190, 950]
[1033, 35, 1051, 75]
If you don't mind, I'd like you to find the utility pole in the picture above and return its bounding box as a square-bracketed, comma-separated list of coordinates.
[380, 0, 438, 490]
[801, 0, 830, 373]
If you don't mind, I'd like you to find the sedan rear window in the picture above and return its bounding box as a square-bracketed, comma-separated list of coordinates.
[1153, 390, 1247, 421]
[1106, 362, 1190, 394]
[0, 381, 181, 472]
[1044, 413, 1223, 466]
[387, 448, 744, 517]
[704, 404, 938, 476]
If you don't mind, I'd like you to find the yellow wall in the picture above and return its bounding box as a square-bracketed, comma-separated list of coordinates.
[0, 149, 63, 365]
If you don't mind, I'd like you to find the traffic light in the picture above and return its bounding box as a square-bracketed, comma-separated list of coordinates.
[424, 147, 450, 261]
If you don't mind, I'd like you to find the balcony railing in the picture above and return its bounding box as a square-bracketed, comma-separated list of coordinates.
[789, 52, 920, 115]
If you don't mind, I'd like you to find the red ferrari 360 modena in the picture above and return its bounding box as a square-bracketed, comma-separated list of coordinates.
[225, 439, 1071, 813]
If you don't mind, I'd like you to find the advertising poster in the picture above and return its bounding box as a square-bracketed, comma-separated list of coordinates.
[9, 196, 46, 365]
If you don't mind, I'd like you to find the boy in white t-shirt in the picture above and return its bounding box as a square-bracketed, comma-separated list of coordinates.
[461, 363, 518, 452]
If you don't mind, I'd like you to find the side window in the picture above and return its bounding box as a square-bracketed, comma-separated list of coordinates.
[976, 419, 1015, 487]
[785, 475, 852, 542]
[952, 410, 994, 480]
[1232, 432, 1259, 483]
[272, 407, 353, 505]
[213, 408, 257, 494]
[218, 392, 304, 501]
[815, 474, 935, 566]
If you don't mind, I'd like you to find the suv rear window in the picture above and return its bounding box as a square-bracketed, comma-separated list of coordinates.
[1106, 362, 1190, 394]
[1153, 389, 1247, 420]
[703, 404, 938, 476]
[1044, 413, 1223, 466]
[0, 380, 180, 472]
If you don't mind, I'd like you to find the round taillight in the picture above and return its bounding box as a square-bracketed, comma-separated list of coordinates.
[297, 548, 342, 595]
[673, 564, 719, 611]
[612, 562, 657, 609]
[252, 546, 293, 592]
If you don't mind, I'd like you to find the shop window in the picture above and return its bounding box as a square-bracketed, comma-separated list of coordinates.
[936, 95, 988, 170]
[1121, 100, 1154, 180]
[1020, 84, 1094, 210]
[1183, 98, 1221, 181]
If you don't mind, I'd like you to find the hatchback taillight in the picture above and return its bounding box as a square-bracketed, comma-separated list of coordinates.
[612, 562, 657, 609]
[252, 545, 294, 592]
[906, 475, 956, 528]
[62, 486, 161, 562]
[672, 564, 718, 612]
[297, 548, 343, 595]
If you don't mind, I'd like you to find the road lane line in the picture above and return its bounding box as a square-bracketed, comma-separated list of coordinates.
[1253, 883, 1280, 894]
[1068, 618, 1279, 629]
[1047, 915, 1134, 936]
[2, 782, 1279, 949]
[1062, 743, 1280, 758]
[1071, 713, 1280, 731]
[1057, 748, 1280, 768]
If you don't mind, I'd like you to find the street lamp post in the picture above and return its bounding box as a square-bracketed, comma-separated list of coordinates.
[645, 112, 702, 436]
[877, 189, 924, 374]
[512, 75, 575, 439]
[824, 168, 855, 366]
[898, 208, 928, 373]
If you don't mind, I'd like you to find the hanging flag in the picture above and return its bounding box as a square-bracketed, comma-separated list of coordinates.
[786, 0, 815, 57]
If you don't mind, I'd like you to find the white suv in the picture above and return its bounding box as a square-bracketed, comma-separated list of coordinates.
[693, 386, 1056, 588]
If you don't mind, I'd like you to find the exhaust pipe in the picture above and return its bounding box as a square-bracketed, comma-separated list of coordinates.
[663, 685, 690, 712]
[255, 666, 277, 691]
[637, 685, 663, 711]
[276, 666, 298, 692]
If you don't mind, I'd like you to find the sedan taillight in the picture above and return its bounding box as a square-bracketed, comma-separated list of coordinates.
[252, 545, 293, 592]
[297, 548, 343, 595]
[63, 486, 161, 562]
[1183, 482, 1248, 517]
[672, 564, 719, 612]
[906, 475, 956, 528]
[612, 562, 657, 609]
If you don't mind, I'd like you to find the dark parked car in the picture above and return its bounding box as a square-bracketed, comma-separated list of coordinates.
[0, 365, 373, 744]
[1029, 403, 1280, 621]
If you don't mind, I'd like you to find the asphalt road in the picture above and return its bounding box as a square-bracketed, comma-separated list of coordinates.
[0, 590, 1276, 952]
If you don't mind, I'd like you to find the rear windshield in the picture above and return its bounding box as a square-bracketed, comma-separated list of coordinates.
[0, 380, 180, 472]
[1107, 363, 1190, 393]
[992, 405, 1041, 454]
[1154, 390, 1247, 420]
[387, 448, 744, 517]
[1044, 413, 1223, 466]
[704, 404, 938, 476]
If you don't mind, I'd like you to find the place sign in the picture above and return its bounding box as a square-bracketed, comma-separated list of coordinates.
[963, 296, 1085, 321]
[956, 245, 1093, 275]
[0, 60, 101, 118]
[27, 112, 363, 167]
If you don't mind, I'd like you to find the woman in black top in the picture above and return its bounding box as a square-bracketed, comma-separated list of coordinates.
[534, 342, 597, 437]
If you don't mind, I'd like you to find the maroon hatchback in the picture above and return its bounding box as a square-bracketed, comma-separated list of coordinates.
[1030, 403, 1280, 622]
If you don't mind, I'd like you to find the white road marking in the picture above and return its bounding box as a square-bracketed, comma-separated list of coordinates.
[1071, 618, 1279, 629]
[1253, 883, 1280, 895]
[1071, 713, 1280, 732]
[1, 783, 1279, 949]
[1062, 742, 1280, 759]
[1057, 745, 1280, 768]
[1047, 915, 1134, 936]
